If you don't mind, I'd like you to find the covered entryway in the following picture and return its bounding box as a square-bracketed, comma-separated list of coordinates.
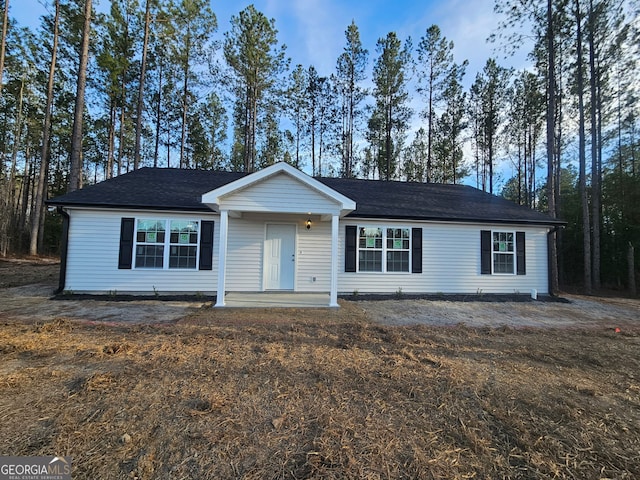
[201, 162, 356, 308]
[264, 224, 296, 290]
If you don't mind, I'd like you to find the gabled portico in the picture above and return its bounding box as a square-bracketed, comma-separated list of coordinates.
[201, 162, 356, 307]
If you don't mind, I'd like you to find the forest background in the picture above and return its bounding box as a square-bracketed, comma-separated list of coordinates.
[0, 0, 638, 294]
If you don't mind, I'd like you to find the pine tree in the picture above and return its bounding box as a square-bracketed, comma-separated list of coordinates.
[68, 0, 92, 192]
[30, 0, 60, 255]
[171, 0, 216, 169]
[335, 21, 368, 178]
[133, 0, 152, 170]
[224, 5, 287, 173]
[416, 25, 453, 183]
[286, 64, 307, 169]
[468, 59, 511, 194]
[432, 60, 468, 184]
[369, 31, 412, 181]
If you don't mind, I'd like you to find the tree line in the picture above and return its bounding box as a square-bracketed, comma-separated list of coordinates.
[0, 0, 638, 294]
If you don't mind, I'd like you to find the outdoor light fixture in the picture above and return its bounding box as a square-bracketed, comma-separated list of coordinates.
[306, 218, 312, 230]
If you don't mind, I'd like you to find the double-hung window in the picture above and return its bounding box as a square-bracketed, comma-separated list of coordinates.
[492, 231, 515, 274]
[134, 219, 199, 269]
[357, 226, 410, 273]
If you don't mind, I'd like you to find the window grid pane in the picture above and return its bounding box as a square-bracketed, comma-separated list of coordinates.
[386, 228, 410, 251]
[359, 250, 382, 272]
[359, 227, 382, 249]
[493, 253, 514, 274]
[387, 251, 409, 272]
[493, 231, 514, 252]
[135, 245, 164, 268]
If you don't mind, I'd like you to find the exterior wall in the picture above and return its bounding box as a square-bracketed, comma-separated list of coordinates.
[219, 172, 342, 214]
[338, 219, 550, 295]
[225, 213, 331, 292]
[64, 208, 219, 294]
[64, 208, 550, 296]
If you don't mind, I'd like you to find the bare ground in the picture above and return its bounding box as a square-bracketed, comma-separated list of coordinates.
[1, 258, 639, 479]
[1, 258, 638, 329]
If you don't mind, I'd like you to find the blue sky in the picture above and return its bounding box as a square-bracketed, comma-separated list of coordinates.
[11, 0, 529, 86]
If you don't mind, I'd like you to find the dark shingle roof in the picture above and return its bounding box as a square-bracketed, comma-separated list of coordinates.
[47, 167, 563, 226]
[48, 168, 246, 212]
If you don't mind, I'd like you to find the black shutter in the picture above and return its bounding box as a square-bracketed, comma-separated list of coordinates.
[345, 225, 357, 272]
[411, 228, 422, 273]
[199, 220, 215, 270]
[516, 231, 526, 275]
[118, 217, 135, 269]
[481, 230, 492, 274]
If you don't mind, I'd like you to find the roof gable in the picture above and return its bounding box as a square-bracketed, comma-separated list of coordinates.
[201, 162, 356, 215]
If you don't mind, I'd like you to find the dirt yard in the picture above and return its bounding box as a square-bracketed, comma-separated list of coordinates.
[1, 258, 639, 479]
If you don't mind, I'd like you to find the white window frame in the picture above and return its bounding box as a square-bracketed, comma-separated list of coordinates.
[133, 218, 201, 270]
[491, 230, 516, 275]
[356, 225, 411, 274]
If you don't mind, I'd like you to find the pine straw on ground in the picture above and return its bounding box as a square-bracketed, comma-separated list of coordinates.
[0, 313, 639, 479]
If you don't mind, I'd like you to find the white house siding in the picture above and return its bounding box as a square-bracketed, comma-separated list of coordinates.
[65, 209, 550, 296]
[219, 172, 343, 215]
[338, 219, 550, 295]
[64, 208, 219, 294]
[225, 213, 332, 292]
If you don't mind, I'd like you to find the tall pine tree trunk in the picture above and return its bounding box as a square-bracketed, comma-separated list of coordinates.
[588, 0, 601, 291]
[68, 0, 92, 193]
[117, 100, 126, 174]
[30, 0, 60, 255]
[9, 76, 25, 215]
[427, 67, 433, 183]
[546, 0, 559, 294]
[133, 0, 151, 171]
[106, 102, 115, 178]
[179, 38, 190, 169]
[385, 103, 391, 180]
[154, 61, 163, 168]
[575, 0, 592, 294]
[0, 0, 8, 97]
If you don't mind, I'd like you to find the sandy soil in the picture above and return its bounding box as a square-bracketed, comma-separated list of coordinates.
[0, 283, 208, 325]
[357, 295, 640, 329]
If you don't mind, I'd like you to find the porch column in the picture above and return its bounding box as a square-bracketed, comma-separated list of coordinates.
[215, 209, 229, 307]
[329, 214, 339, 307]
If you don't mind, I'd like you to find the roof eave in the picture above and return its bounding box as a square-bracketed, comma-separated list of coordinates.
[45, 201, 214, 213]
[345, 212, 567, 226]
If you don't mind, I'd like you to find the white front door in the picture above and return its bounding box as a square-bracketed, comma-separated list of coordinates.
[264, 224, 296, 290]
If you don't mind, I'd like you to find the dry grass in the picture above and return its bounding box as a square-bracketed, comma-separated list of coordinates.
[1, 259, 639, 478]
[1, 312, 639, 479]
